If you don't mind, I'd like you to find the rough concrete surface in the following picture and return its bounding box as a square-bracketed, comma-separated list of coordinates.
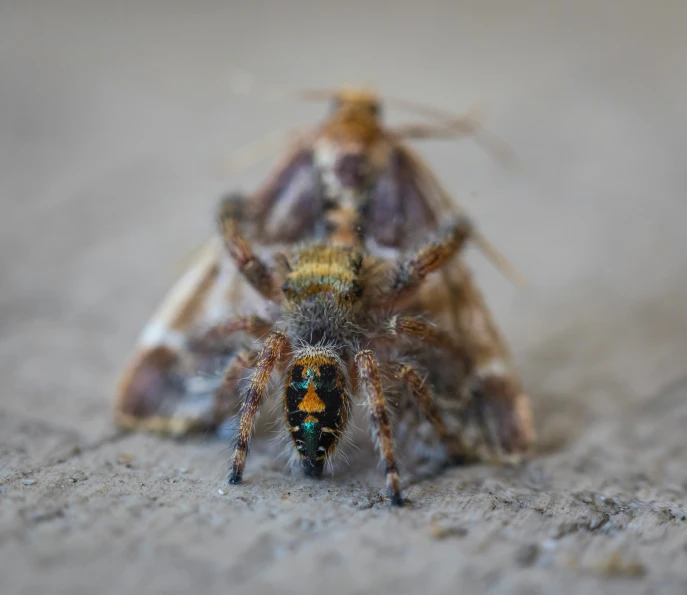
[2, 2, 687, 594]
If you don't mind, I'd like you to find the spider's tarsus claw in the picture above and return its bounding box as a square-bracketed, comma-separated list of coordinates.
[228, 473, 242, 485]
[390, 493, 405, 507]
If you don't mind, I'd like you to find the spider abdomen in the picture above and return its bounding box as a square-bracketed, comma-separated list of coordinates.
[284, 348, 349, 477]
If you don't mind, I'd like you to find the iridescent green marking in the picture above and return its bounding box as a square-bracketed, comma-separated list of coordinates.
[294, 367, 323, 391]
[302, 419, 319, 454]
[284, 359, 347, 477]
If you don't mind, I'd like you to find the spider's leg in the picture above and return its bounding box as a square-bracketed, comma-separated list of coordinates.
[355, 350, 403, 507]
[229, 331, 290, 483]
[390, 360, 467, 460]
[383, 216, 472, 306]
[189, 315, 273, 353]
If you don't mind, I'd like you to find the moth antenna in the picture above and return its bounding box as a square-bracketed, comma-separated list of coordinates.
[471, 228, 529, 289]
[174, 235, 220, 276]
[229, 69, 337, 102]
[295, 88, 343, 101]
[472, 127, 518, 167]
[383, 94, 471, 121]
[390, 102, 517, 166]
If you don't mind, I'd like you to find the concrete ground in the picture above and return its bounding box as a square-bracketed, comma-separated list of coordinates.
[2, 1, 687, 593]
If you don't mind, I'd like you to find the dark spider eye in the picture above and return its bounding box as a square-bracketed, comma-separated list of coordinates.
[282, 282, 291, 294]
[351, 281, 363, 298]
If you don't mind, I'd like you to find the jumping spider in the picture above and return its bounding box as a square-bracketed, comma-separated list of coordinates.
[194, 211, 475, 506]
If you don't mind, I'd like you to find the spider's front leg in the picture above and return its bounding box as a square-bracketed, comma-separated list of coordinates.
[355, 350, 403, 507]
[187, 314, 274, 426]
[229, 331, 290, 484]
[218, 199, 280, 301]
[383, 314, 469, 364]
[391, 109, 482, 141]
[212, 348, 259, 425]
[386, 215, 473, 305]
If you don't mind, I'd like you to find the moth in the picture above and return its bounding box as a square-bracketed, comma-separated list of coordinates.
[115, 84, 534, 471]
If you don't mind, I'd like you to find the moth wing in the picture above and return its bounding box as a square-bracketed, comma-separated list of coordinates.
[116, 237, 235, 435]
[366, 142, 454, 248]
[249, 138, 323, 244]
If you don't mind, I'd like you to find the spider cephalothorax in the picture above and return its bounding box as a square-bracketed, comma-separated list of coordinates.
[280, 245, 366, 344]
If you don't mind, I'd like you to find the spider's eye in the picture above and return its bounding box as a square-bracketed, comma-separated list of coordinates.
[342, 281, 362, 303]
[282, 282, 291, 294]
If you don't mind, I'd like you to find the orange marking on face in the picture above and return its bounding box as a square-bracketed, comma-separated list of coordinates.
[302, 283, 334, 297]
[298, 381, 326, 414]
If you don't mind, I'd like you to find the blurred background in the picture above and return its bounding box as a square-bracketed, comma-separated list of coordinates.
[3, 0, 686, 436]
[2, 1, 687, 593]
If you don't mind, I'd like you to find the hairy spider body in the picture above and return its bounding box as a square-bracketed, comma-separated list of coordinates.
[278, 247, 364, 476]
[208, 214, 474, 506]
[281, 245, 365, 343]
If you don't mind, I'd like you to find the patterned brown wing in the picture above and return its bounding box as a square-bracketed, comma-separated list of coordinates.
[248, 141, 323, 244]
[364, 143, 453, 247]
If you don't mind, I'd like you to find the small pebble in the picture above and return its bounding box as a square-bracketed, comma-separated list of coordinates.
[429, 524, 469, 540]
[22, 478, 36, 486]
[117, 454, 134, 466]
[593, 552, 646, 578]
[218, 488, 226, 496]
[515, 544, 540, 567]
